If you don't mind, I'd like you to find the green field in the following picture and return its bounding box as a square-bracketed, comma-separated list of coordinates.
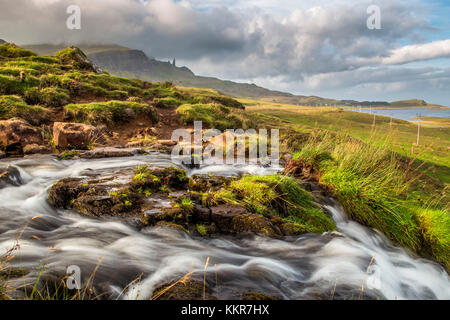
[242, 99, 450, 183]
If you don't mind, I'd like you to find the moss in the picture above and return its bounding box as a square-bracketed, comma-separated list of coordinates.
[0, 43, 36, 58]
[178, 197, 194, 214]
[156, 221, 189, 234]
[38, 87, 70, 107]
[154, 97, 182, 108]
[0, 95, 50, 125]
[196, 224, 209, 236]
[108, 90, 128, 100]
[0, 74, 30, 95]
[212, 174, 336, 235]
[177, 103, 252, 130]
[130, 166, 188, 195]
[416, 207, 450, 270]
[55, 47, 94, 71]
[64, 100, 158, 126]
[57, 150, 79, 160]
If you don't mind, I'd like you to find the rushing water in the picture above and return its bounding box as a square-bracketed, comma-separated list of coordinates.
[348, 107, 450, 122]
[0, 153, 449, 300]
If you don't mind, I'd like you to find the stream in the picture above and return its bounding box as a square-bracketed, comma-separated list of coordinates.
[0, 153, 449, 300]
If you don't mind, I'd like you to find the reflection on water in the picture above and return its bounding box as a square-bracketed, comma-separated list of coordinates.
[349, 107, 450, 122]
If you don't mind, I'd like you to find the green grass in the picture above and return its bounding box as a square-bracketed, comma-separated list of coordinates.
[210, 174, 336, 234]
[64, 101, 158, 126]
[177, 103, 254, 131]
[293, 132, 449, 268]
[0, 95, 50, 125]
[0, 43, 36, 58]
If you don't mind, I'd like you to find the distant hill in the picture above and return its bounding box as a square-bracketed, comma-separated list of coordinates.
[0, 39, 6, 44]
[391, 99, 427, 107]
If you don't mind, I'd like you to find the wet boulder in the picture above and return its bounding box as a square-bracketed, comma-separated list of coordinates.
[0, 164, 23, 189]
[52, 122, 104, 150]
[229, 214, 279, 237]
[23, 143, 51, 155]
[210, 205, 248, 227]
[48, 178, 89, 208]
[0, 118, 43, 154]
[192, 205, 211, 223]
[283, 159, 319, 181]
[209, 205, 279, 237]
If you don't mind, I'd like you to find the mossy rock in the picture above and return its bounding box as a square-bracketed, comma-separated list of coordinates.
[189, 174, 233, 192]
[55, 47, 97, 72]
[211, 174, 336, 235]
[0, 43, 36, 58]
[131, 166, 188, 191]
[48, 178, 89, 209]
[155, 221, 189, 234]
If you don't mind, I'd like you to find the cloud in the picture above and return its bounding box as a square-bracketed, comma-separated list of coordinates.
[382, 39, 450, 64]
[0, 0, 449, 104]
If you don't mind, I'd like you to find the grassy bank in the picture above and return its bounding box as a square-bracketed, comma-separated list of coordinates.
[243, 99, 450, 183]
[240, 98, 448, 269]
[292, 132, 449, 268]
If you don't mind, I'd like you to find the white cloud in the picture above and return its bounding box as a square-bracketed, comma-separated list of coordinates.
[382, 39, 450, 65]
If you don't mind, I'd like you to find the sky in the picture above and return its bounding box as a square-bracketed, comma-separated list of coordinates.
[1, 0, 449, 105]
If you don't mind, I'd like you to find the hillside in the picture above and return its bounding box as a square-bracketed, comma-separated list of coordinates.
[23, 43, 346, 105]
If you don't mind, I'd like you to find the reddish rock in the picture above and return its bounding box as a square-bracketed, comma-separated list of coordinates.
[23, 144, 51, 155]
[0, 118, 43, 153]
[158, 140, 177, 147]
[53, 122, 103, 150]
[79, 147, 142, 159]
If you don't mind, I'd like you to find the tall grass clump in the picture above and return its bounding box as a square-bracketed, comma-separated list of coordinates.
[293, 132, 449, 268]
